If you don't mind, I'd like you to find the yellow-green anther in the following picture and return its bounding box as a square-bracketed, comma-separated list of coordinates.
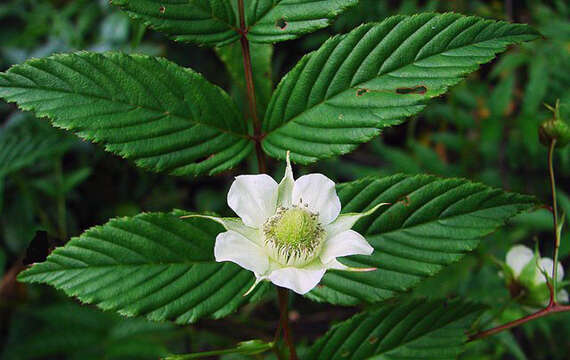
[263, 206, 325, 266]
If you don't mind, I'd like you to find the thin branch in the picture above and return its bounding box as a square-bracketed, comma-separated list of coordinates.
[470, 138, 568, 342]
[277, 287, 298, 360]
[548, 139, 560, 296]
[468, 302, 570, 341]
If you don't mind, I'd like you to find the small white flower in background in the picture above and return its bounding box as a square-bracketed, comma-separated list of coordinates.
[504, 244, 568, 306]
[187, 152, 386, 295]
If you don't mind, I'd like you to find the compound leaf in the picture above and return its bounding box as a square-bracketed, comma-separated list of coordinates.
[0, 52, 252, 176]
[307, 174, 538, 305]
[262, 13, 540, 163]
[245, 0, 358, 43]
[111, 0, 240, 47]
[308, 298, 484, 360]
[111, 0, 357, 46]
[18, 212, 267, 324]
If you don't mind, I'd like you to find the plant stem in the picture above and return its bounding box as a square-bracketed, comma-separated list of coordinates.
[468, 303, 570, 341]
[469, 138, 568, 342]
[548, 139, 560, 297]
[237, 0, 266, 173]
[236, 2, 295, 358]
[277, 287, 298, 360]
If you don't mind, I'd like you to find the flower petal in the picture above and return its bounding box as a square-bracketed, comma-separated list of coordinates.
[506, 245, 534, 278]
[325, 202, 390, 237]
[214, 231, 269, 275]
[228, 174, 278, 228]
[538, 257, 564, 283]
[277, 151, 295, 208]
[319, 230, 373, 265]
[292, 173, 340, 225]
[268, 267, 326, 295]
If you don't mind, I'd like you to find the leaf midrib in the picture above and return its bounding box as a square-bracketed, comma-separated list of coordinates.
[264, 27, 531, 137]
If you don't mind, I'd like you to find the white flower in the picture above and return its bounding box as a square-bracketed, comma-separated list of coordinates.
[505, 244, 568, 304]
[189, 152, 386, 295]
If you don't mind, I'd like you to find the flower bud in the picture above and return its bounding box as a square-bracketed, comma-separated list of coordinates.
[538, 119, 570, 148]
[538, 100, 570, 148]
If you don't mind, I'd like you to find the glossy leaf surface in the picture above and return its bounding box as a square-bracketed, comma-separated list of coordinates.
[309, 298, 484, 360]
[18, 212, 266, 324]
[111, 0, 357, 46]
[308, 174, 537, 305]
[0, 52, 251, 176]
[262, 13, 540, 163]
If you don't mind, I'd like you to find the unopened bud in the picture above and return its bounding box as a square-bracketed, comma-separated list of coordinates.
[538, 100, 569, 148]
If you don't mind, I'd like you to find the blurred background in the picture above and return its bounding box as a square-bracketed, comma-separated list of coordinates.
[0, 0, 569, 359]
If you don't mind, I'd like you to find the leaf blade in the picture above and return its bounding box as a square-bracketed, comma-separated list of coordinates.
[246, 0, 359, 43]
[0, 52, 252, 176]
[18, 212, 265, 324]
[262, 13, 540, 163]
[112, 0, 356, 46]
[307, 174, 538, 305]
[112, 0, 240, 47]
[308, 298, 485, 360]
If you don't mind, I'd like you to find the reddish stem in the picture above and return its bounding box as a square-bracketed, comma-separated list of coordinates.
[471, 138, 568, 342]
[469, 302, 570, 341]
[237, 0, 266, 173]
[236, 2, 295, 358]
[277, 287, 298, 360]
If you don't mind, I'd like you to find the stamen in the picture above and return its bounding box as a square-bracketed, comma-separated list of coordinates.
[263, 206, 325, 266]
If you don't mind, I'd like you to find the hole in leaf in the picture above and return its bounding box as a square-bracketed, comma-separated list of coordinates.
[398, 195, 411, 207]
[356, 88, 369, 96]
[275, 18, 288, 30]
[396, 85, 427, 94]
[159, 5, 166, 14]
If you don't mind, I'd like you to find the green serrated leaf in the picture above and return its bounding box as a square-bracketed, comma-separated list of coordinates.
[307, 174, 538, 305]
[18, 212, 267, 324]
[111, 0, 240, 47]
[0, 52, 252, 176]
[112, 0, 357, 46]
[0, 123, 74, 177]
[245, 0, 358, 43]
[308, 298, 485, 360]
[262, 13, 540, 164]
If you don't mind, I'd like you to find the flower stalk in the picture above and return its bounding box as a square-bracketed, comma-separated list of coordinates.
[278, 288, 298, 360]
[469, 138, 570, 341]
[548, 139, 561, 297]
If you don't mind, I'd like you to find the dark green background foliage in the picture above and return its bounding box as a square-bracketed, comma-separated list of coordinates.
[0, 0, 569, 359]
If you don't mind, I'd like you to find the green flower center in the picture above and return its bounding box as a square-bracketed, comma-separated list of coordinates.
[263, 206, 325, 266]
